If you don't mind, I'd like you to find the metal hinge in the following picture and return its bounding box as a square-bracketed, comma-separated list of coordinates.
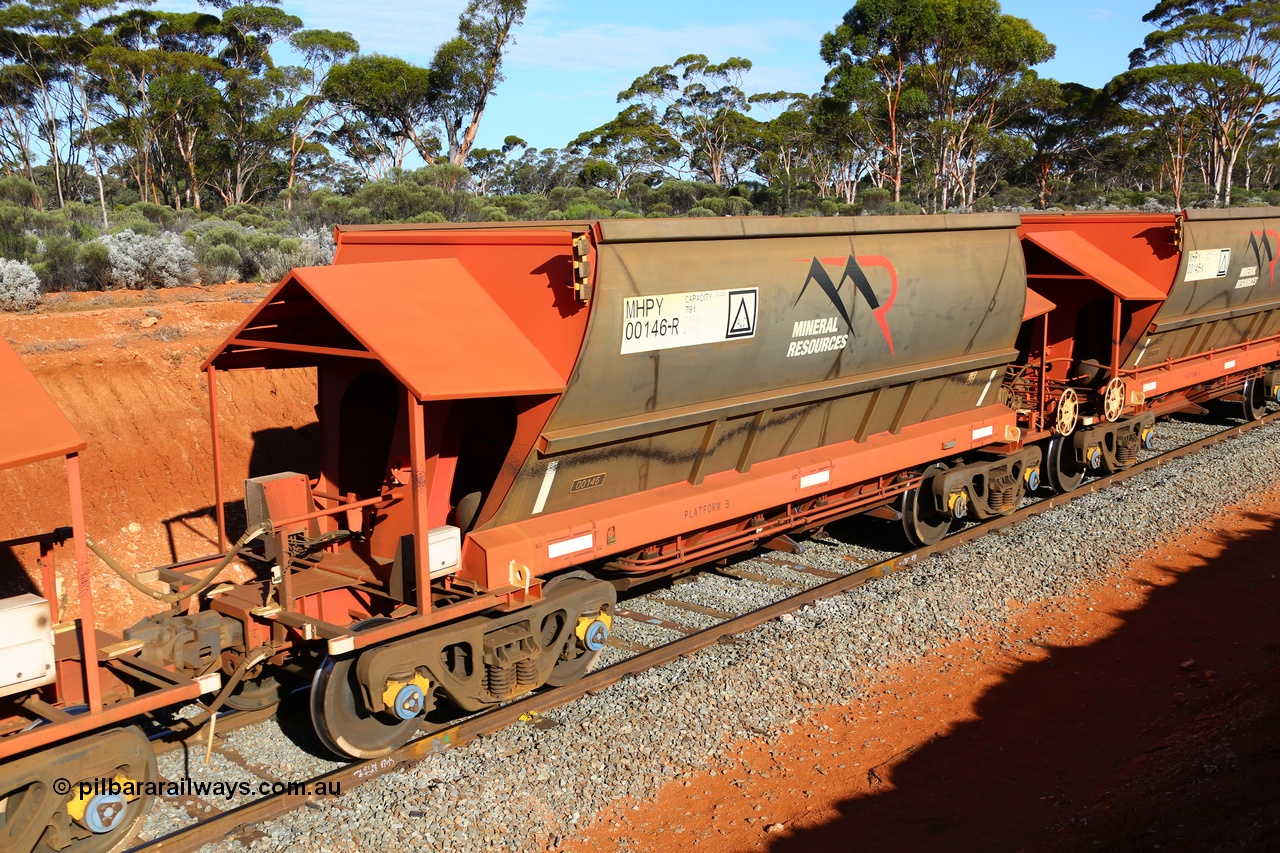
[572, 234, 592, 302]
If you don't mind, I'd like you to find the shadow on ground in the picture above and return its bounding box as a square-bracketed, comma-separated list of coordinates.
[771, 509, 1280, 852]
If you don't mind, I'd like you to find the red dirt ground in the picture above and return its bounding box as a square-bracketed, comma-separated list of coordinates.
[571, 488, 1280, 852]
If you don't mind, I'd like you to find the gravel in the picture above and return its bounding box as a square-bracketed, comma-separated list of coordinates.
[162, 411, 1279, 853]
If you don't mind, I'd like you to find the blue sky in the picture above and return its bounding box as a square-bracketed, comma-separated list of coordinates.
[263, 0, 1156, 151]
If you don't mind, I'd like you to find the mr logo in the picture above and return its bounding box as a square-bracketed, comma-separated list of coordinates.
[1247, 230, 1280, 288]
[793, 255, 898, 354]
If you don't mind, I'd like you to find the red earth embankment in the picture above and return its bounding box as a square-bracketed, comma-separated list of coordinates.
[0, 286, 318, 632]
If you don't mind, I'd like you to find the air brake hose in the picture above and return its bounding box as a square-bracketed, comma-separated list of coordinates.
[86, 522, 272, 605]
[177, 642, 280, 762]
[180, 642, 279, 731]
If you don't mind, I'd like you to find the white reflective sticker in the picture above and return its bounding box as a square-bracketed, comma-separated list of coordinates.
[971, 425, 994, 441]
[532, 460, 558, 515]
[1184, 248, 1231, 281]
[621, 289, 758, 353]
[799, 469, 831, 489]
[1143, 380, 1158, 392]
[976, 369, 998, 407]
[1133, 340, 1150, 367]
[1224, 359, 1237, 370]
[548, 533, 593, 559]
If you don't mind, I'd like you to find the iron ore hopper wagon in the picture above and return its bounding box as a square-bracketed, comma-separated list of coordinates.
[1, 209, 1278, 853]
[0, 338, 220, 852]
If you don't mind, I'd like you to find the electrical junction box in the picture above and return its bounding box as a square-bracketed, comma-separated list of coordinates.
[0, 593, 56, 698]
[244, 472, 318, 562]
[427, 526, 461, 578]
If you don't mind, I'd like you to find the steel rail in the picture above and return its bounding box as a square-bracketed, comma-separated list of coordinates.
[130, 409, 1280, 852]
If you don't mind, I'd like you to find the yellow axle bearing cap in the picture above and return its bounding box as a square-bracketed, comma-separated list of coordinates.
[380, 672, 433, 714]
[575, 610, 612, 642]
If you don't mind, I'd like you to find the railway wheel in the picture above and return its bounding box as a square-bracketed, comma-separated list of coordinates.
[542, 571, 615, 688]
[0, 726, 156, 853]
[900, 463, 952, 548]
[1045, 434, 1086, 493]
[225, 672, 287, 712]
[311, 618, 420, 760]
[1242, 377, 1267, 421]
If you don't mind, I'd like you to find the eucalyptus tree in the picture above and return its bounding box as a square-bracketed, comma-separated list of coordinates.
[1005, 79, 1108, 208]
[90, 8, 221, 211]
[324, 54, 438, 167]
[0, 0, 119, 208]
[1131, 0, 1280, 205]
[821, 0, 930, 203]
[274, 28, 359, 208]
[569, 105, 678, 197]
[1240, 116, 1280, 190]
[911, 0, 1053, 210]
[810, 94, 878, 203]
[1110, 63, 1213, 207]
[505, 145, 583, 195]
[200, 0, 302, 206]
[823, 0, 1052, 212]
[617, 53, 755, 186]
[747, 92, 813, 190]
[465, 134, 525, 194]
[325, 114, 412, 181]
[429, 0, 526, 166]
[0, 64, 37, 182]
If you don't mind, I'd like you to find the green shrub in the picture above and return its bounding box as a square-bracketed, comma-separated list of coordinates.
[110, 217, 159, 236]
[0, 177, 41, 207]
[222, 204, 263, 220]
[405, 211, 447, 223]
[77, 241, 111, 290]
[199, 224, 247, 251]
[860, 187, 892, 215]
[37, 235, 81, 291]
[125, 202, 176, 227]
[561, 203, 611, 220]
[246, 232, 280, 253]
[203, 243, 242, 283]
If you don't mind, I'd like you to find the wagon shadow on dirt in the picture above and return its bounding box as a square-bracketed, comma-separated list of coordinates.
[768, 510, 1280, 852]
